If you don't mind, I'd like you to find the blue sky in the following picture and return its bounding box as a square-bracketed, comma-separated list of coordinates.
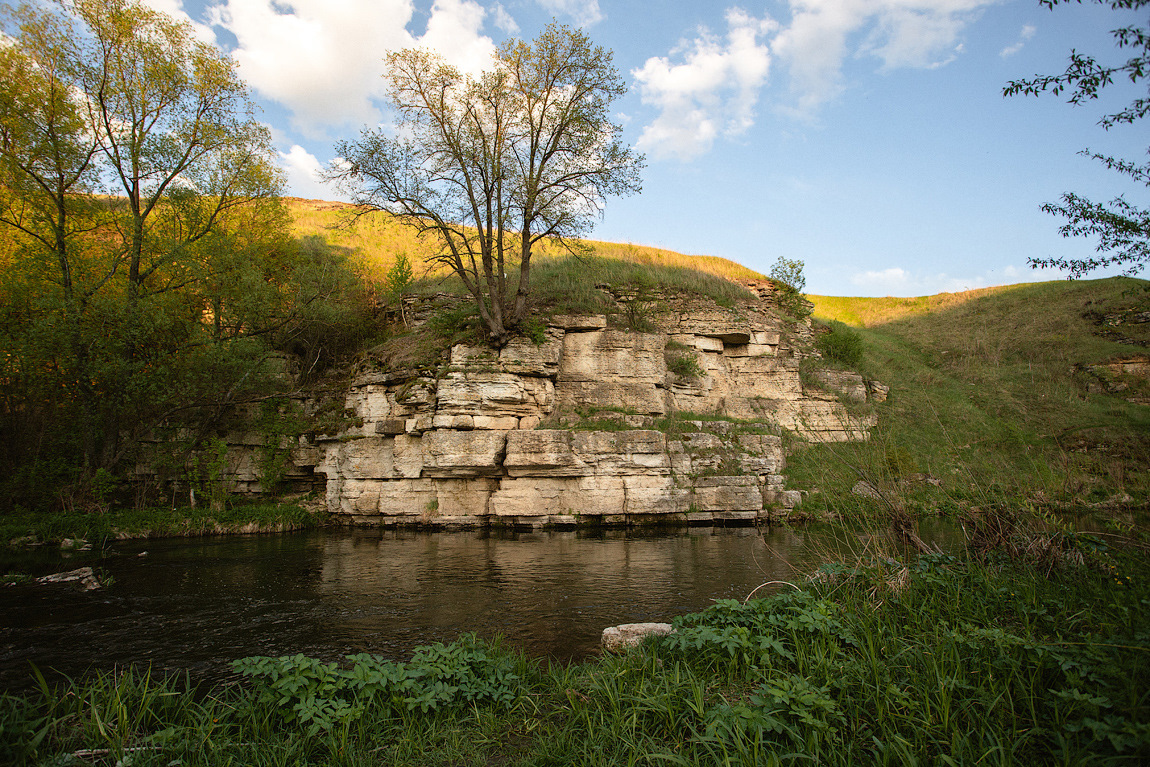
[151, 0, 1148, 296]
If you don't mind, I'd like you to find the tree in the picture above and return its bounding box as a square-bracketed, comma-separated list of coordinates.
[0, 0, 305, 507]
[769, 256, 810, 319]
[1004, 0, 1149, 278]
[330, 22, 644, 346]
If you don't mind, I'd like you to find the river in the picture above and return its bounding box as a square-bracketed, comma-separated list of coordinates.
[0, 522, 961, 690]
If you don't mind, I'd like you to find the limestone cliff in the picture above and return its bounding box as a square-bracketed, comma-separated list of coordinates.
[296, 280, 883, 527]
[137, 280, 882, 526]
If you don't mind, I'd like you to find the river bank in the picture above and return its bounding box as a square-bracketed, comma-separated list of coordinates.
[0, 500, 329, 548]
[2, 546, 1147, 766]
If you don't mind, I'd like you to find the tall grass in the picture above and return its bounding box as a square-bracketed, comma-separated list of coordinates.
[793, 278, 1150, 516]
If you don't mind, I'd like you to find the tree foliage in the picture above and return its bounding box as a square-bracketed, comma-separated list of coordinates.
[330, 22, 644, 346]
[1004, 0, 1150, 277]
[769, 256, 810, 319]
[0, 0, 367, 510]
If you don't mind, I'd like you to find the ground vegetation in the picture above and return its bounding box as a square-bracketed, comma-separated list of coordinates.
[1, 548, 1146, 765]
[797, 278, 1150, 520]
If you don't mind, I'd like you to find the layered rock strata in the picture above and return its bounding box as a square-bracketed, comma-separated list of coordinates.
[302, 290, 879, 526]
[141, 284, 883, 525]
[321, 426, 791, 528]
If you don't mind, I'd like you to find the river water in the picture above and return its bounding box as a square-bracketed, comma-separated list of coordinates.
[0, 523, 961, 690]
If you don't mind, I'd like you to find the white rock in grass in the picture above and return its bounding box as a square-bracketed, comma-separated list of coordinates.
[601, 622, 674, 653]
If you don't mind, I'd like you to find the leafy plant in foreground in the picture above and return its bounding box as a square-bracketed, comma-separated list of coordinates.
[232, 634, 527, 735]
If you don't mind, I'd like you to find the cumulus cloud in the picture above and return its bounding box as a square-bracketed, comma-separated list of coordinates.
[848, 263, 1065, 296]
[773, 0, 997, 114]
[207, 0, 497, 135]
[140, 0, 217, 43]
[535, 0, 603, 27]
[632, 8, 776, 161]
[280, 145, 336, 200]
[631, 1, 996, 161]
[1000, 24, 1036, 58]
[420, 0, 499, 74]
[491, 2, 520, 35]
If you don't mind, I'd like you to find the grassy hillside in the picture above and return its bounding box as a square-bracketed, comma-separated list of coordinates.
[284, 197, 765, 288]
[794, 278, 1150, 519]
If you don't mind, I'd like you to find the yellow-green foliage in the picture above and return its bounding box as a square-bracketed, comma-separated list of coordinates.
[283, 198, 765, 288]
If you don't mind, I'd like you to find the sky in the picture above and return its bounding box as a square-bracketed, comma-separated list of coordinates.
[142, 0, 1147, 296]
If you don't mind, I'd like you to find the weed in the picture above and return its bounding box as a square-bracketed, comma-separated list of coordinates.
[666, 351, 705, 379]
[815, 321, 863, 366]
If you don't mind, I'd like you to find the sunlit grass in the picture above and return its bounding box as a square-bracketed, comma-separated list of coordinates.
[792, 277, 1150, 516]
[284, 197, 766, 290]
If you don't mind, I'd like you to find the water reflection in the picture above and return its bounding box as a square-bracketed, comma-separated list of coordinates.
[0, 523, 960, 690]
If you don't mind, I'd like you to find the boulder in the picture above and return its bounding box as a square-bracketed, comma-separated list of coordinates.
[851, 480, 883, 500]
[37, 567, 102, 591]
[602, 622, 674, 653]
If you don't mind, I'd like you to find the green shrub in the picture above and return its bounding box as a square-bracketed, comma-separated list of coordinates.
[667, 352, 704, 379]
[816, 321, 864, 367]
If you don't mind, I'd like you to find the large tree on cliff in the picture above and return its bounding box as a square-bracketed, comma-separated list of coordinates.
[1005, 0, 1149, 278]
[329, 22, 644, 346]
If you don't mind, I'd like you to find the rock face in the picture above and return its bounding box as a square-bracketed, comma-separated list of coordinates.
[142, 281, 884, 526]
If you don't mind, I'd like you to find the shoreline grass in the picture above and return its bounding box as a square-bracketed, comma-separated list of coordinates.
[1, 500, 328, 548]
[2, 544, 1146, 765]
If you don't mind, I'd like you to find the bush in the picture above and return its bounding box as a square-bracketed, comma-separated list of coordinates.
[666, 350, 704, 379]
[816, 321, 863, 367]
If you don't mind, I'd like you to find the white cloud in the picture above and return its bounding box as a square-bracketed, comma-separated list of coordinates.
[280, 145, 336, 200]
[849, 267, 979, 295]
[848, 263, 1066, 296]
[773, 0, 998, 114]
[420, 0, 498, 75]
[1000, 24, 1036, 58]
[632, 8, 776, 161]
[491, 2, 519, 35]
[208, 0, 496, 135]
[535, 0, 603, 27]
[140, 0, 217, 44]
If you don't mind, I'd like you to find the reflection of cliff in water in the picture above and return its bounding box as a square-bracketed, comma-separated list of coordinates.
[315, 526, 821, 662]
[0, 524, 962, 691]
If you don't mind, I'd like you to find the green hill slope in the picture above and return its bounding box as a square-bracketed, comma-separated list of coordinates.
[795, 278, 1150, 518]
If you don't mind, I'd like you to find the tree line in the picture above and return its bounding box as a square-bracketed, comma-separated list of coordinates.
[0, 0, 367, 511]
